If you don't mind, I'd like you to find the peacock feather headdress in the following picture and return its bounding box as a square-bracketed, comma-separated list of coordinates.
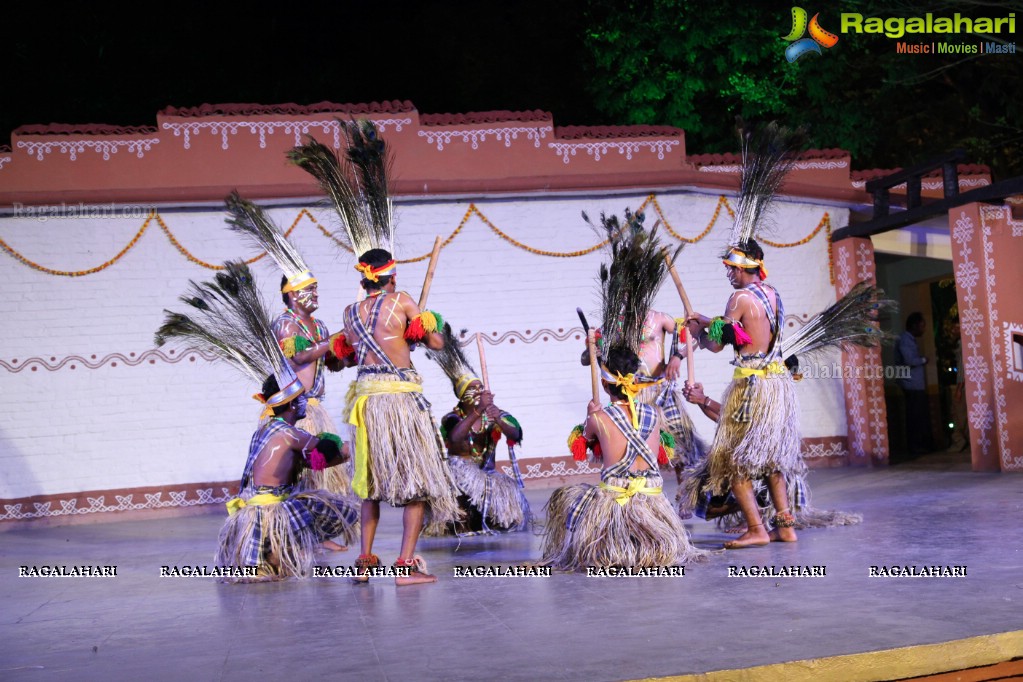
[287, 119, 395, 259]
[154, 261, 302, 407]
[224, 191, 316, 294]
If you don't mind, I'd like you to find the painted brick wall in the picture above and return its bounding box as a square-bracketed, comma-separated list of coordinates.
[0, 191, 847, 501]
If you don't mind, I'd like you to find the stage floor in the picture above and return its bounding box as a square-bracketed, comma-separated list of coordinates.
[2, 457, 1020, 681]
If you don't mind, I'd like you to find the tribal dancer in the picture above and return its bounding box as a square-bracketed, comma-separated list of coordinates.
[425, 325, 529, 536]
[580, 213, 707, 515]
[290, 121, 460, 585]
[224, 194, 354, 501]
[156, 262, 358, 581]
[544, 213, 707, 570]
[684, 123, 878, 547]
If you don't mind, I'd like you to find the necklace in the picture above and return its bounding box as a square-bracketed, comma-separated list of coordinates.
[286, 308, 321, 342]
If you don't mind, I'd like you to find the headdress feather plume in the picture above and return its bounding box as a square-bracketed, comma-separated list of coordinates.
[425, 324, 479, 392]
[287, 119, 394, 257]
[728, 119, 809, 252]
[155, 261, 299, 398]
[224, 191, 312, 287]
[782, 282, 898, 361]
[583, 210, 682, 353]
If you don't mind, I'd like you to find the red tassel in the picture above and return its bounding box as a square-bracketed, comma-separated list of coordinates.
[678, 327, 687, 343]
[657, 445, 669, 466]
[732, 324, 753, 347]
[592, 443, 602, 461]
[405, 316, 426, 342]
[309, 448, 327, 471]
[331, 333, 355, 359]
[570, 436, 588, 461]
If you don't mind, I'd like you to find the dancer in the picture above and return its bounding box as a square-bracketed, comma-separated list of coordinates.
[224, 193, 355, 554]
[289, 120, 460, 585]
[544, 212, 707, 570]
[426, 324, 529, 535]
[155, 262, 358, 581]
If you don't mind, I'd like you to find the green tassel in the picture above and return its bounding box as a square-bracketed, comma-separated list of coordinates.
[660, 429, 676, 448]
[708, 317, 726, 344]
[317, 432, 342, 447]
[294, 336, 314, 353]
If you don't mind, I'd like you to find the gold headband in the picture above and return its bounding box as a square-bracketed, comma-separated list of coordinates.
[281, 270, 318, 294]
[722, 248, 768, 279]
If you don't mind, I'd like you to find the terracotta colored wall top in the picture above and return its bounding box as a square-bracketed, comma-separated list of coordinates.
[0, 100, 988, 207]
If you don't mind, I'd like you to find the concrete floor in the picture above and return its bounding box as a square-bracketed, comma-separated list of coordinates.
[2, 457, 1021, 681]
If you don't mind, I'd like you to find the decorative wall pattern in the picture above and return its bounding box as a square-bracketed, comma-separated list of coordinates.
[160, 118, 413, 150]
[17, 137, 160, 161]
[549, 139, 680, 164]
[418, 126, 551, 151]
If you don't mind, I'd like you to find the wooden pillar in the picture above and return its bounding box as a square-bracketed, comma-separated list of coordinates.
[949, 203, 1023, 472]
[833, 237, 890, 466]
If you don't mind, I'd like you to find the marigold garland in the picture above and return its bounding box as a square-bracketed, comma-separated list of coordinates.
[0, 197, 834, 282]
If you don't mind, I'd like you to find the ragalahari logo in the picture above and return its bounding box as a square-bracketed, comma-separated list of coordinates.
[783, 7, 839, 62]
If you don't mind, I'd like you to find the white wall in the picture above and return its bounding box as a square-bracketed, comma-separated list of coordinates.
[0, 190, 848, 501]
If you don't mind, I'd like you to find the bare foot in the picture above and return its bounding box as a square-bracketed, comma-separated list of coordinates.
[321, 540, 348, 552]
[395, 556, 438, 586]
[768, 527, 798, 542]
[724, 524, 747, 535]
[723, 524, 769, 549]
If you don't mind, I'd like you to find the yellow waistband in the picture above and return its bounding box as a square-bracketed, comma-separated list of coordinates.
[225, 492, 287, 516]
[732, 361, 786, 380]
[599, 478, 663, 506]
[355, 379, 423, 397]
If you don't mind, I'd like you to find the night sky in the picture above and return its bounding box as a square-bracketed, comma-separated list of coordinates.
[1, 2, 603, 139]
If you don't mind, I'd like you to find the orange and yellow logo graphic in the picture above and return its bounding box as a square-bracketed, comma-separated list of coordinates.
[783, 7, 839, 62]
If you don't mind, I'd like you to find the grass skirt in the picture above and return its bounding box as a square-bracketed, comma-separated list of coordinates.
[541, 473, 708, 571]
[424, 456, 530, 535]
[296, 399, 354, 496]
[637, 382, 708, 470]
[214, 486, 359, 582]
[703, 369, 804, 496]
[680, 462, 863, 530]
[345, 369, 461, 526]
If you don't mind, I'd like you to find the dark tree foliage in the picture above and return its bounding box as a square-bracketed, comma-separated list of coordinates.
[582, 0, 1023, 177]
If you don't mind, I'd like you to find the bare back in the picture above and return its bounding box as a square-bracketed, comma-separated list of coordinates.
[723, 285, 778, 355]
[250, 426, 316, 487]
[585, 405, 661, 473]
[636, 310, 676, 377]
[345, 291, 420, 368]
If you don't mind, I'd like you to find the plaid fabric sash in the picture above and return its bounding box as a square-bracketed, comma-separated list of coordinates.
[744, 282, 784, 361]
[274, 311, 327, 398]
[344, 295, 429, 411]
[565, 402, 659, 531]
[239, 419, 294, 491]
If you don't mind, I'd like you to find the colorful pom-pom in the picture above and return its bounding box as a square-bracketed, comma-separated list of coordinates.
[732, 323, 753, 347]
[317, 432, 342, 448]
[707, 318, 726, 344]
[331, 333, 355, 359]
[280, 337, 298, 358]
[570, 436, 588, 461]
[294, 336, 313, 353]
[308, 448, 327, 471]
[405, 316, 426, 342]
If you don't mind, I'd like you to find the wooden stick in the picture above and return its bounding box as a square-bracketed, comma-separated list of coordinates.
[664, 249, 697, 384]
[418, 236, 443, 309]
[586, 329, 600, 402]
[475, 332, 490, 391]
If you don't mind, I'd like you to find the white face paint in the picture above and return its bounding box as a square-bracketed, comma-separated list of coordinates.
[294, 284, 319, 313]
[725, 264, 741, 289]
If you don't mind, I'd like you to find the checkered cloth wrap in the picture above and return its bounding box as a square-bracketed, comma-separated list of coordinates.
[344, 294, 430, 411]
[273, 311, 328, 399]
[742, 282, 784, 362]
[565, 402, 660, 531]
[239, 419, 292, 491]
[231, 483, 359, 568]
